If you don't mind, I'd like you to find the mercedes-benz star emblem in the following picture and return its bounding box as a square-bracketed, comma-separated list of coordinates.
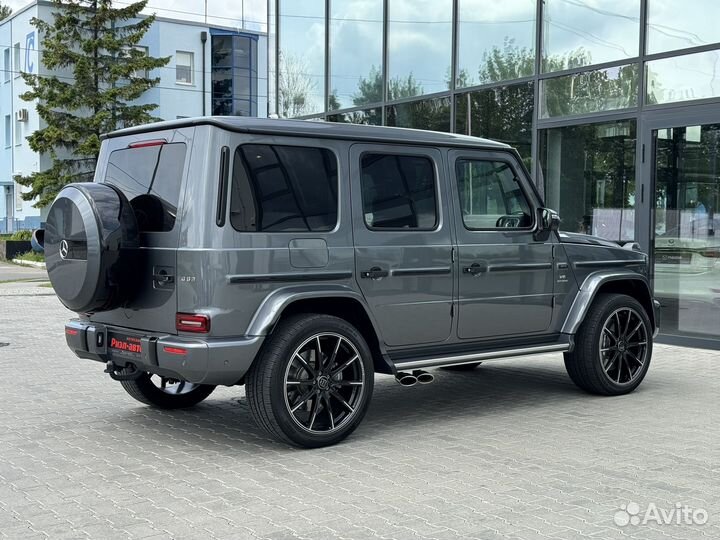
[59, 239, 69, 260]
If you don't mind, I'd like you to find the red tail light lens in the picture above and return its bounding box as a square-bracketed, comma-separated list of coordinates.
[700, 249, 720, 258]
[176, 313, 210, 333]
[163, 346, 188, 356]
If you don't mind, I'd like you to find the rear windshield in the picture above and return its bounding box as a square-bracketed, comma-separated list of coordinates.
[104, 143, 187, 232]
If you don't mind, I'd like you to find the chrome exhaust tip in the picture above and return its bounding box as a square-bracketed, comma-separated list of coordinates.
[395, 372, 418, 386]
[413, 370, 434, 384]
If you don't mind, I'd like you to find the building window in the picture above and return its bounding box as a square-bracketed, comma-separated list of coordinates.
[455, 82, 534, 164]
[230, 145, 338, 232]
[14, 117, 21, 146]
[278, 0, 325, 117]
[175, 51, 194, 84]
[327, 108, 382, 125]
[4, 115, 10, 148]
[539, 120, 637, 243]
[646, 50, 720, 105]
[385, 96, 452, 132]
[211, 34, 258, 117]
[541, 0, 640, 72]
[647, 1, 720, 54]
[360, 153, 438, 230]
[539, 64, 639, 118]
[456, 0, 536, 88]
[13, 43, 20, 78]
[387, 0, 452, 99]
[3, 48, 10, 82]
[329, 0, 383, 110]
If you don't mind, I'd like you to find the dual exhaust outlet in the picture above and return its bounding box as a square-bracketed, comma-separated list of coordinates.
[395, 370, 434, 386]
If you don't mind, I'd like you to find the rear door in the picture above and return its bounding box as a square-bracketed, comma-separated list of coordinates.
[91, 128, 194, 334]
[350, 144, 454, 347]
[449, 150, 554, 339]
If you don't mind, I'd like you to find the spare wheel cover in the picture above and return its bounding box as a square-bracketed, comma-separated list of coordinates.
[45, 183, 138, 313]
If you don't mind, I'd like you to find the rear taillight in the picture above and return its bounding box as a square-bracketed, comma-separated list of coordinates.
[176, 313, 210, 333]
[163, 346, 187, 355]
[700, 249, 720, 258]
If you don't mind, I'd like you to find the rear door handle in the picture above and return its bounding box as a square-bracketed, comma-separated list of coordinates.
[361, 267, 389, 280]
[463, 262, 487, 275]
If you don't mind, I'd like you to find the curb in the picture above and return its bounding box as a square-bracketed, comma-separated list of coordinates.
[11, 259, 47, 269]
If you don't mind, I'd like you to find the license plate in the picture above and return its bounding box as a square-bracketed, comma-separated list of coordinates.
[656, 252, 691, 264]
[108, 332, 143, 359]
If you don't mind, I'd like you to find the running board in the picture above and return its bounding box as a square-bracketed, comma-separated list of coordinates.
[393, 343, 571, 371]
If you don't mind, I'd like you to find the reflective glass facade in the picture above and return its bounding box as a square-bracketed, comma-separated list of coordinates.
[270, 0, 720, 348]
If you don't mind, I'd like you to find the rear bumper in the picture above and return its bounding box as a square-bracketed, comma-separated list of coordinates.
[64, 320, 263, 386]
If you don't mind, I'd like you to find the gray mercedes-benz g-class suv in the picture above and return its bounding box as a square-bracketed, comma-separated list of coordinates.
[45, 117, 657, 448]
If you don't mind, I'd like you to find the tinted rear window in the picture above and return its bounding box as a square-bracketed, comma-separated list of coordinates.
[230, 144, 338, 232]
[104, 143, 187, 232]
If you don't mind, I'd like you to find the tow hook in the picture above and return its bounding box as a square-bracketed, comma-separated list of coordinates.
[104, 361, 143, 381]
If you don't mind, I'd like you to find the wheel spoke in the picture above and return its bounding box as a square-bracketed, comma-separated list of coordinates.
[330, 390, 354, 413]
[330, 355, 359, 377]
[316, 336, 323, 371]
[616, 356, 624, 383]
[294, 353, 316, 377]
[328, 337, 342, 371]
[323, 394, 335, 430]
[286, 380, 314, 386]
[291, 389, 315, 413]
[626, 320, 643, 340]
[623, 309, 633, 338]
[336, 380, 363, 387]
[627, 341, 647, 348]
[603, 351, 619, 373]
[603, 326, 618, 343]
[626, 350, 644, 366]
[308, 393, 321, 430]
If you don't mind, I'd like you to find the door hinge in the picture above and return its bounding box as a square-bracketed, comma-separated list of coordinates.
[451, 247, 456, 263]
[450, 303, 454, 317]
[641, 143, 645, 164]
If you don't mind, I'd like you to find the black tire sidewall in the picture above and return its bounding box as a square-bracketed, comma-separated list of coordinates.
[259, 315, 374, 448]
[577, 294, 653, 395]
[120, 373, 216, 409]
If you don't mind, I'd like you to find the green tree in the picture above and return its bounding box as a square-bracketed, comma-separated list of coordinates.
[15, 0, 169, 208]
[352, 65, 423, 105]
[0, 3, 11, 21]
[278, 52, 316, 118]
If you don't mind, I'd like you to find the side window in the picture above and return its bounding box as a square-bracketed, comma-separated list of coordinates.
[230, 144, 338, 232]
[360, 153, 438, 230]
[455, 159, 533, 230]
[105, 142, 186, 232]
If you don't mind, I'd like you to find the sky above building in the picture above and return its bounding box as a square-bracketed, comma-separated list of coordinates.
[4, 0, 268, 33]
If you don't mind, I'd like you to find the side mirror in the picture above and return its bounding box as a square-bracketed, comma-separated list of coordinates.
[534, 208, 561, 241]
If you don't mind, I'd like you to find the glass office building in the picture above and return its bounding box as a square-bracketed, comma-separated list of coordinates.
[268, 0, 720, 348]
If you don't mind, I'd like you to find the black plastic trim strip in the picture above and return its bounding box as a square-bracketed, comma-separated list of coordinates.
[215, 146, 230, 227]
[391, 267, 451, 276]
[488, 262, 552, 272]
[227, 271, 353, 284]
[574, 260, 645, 268]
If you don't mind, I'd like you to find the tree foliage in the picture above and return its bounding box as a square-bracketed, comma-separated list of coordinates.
[278, 52, 317, 118]
[16, 0, 169, 208]
[0, 3, 11, 21]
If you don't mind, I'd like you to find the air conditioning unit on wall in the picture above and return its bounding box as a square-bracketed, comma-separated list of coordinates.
[15, 109, 28, 122]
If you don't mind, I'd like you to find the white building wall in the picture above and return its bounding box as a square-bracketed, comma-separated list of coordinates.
[0, 1, 267, 230]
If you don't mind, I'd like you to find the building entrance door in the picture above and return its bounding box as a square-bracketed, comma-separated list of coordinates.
[640, 107, 720, 344]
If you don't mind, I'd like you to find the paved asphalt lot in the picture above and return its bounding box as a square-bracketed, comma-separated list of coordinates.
[0, 263, 718, 539]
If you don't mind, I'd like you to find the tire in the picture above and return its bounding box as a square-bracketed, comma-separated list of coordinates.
[441, 362, 482, 371]
[564, 293, 652, 396]
[45, 183, 140, 313]
[246, 314, 374, 448]
[120, 372, 216, 409]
